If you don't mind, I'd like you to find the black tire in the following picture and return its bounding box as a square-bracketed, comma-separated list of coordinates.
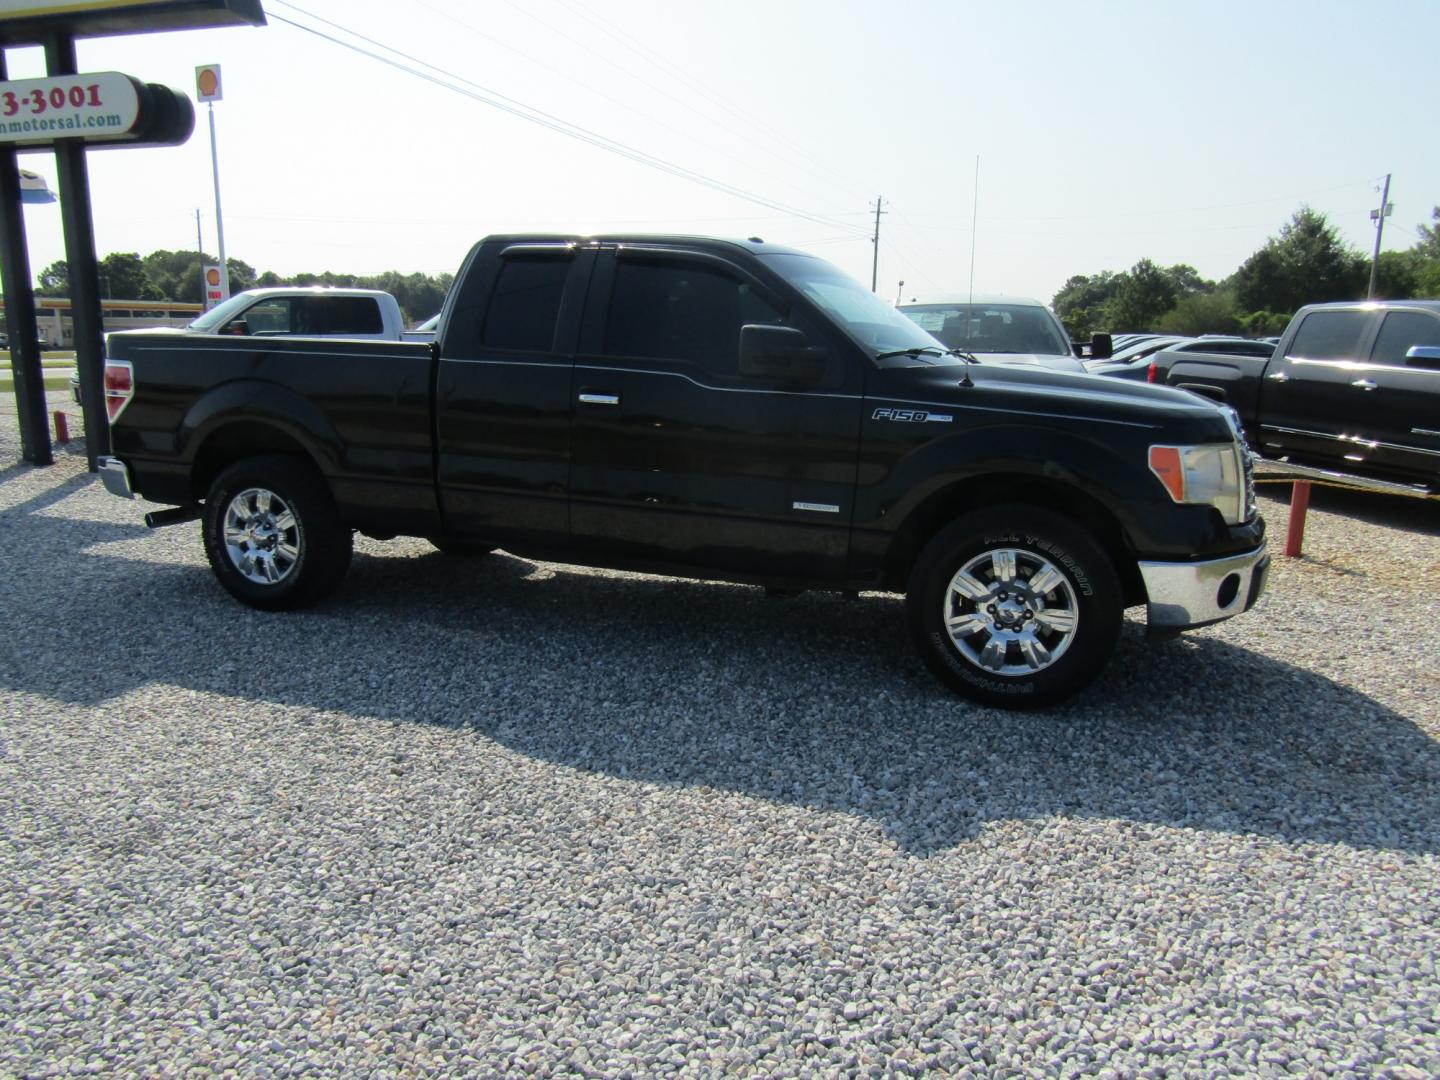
[429, 539, 495, 558]
[201, 454, 353, 611]
[906, 505, 1122, 709]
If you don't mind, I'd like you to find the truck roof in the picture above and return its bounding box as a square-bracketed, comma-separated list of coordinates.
[477, 233, 813, 258]
[229, 287, 398, 300]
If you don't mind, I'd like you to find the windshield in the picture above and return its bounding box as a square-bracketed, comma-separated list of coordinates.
[188, 293, 254, 333]
[759, 253, 961, 363]
[899, 303, 1071, 356]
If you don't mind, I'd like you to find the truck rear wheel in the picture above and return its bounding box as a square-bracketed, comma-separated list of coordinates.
[201, 455, 352, 610]
[906, 506, 1122, 709]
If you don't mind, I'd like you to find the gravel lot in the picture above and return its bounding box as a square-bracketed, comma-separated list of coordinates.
[2, 397, 1439, 1077]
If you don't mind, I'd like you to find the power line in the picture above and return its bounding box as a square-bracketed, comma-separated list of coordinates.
[266, 4, 868, 236]
[403, 0, 840, 201]
[545, 0, 871, 205]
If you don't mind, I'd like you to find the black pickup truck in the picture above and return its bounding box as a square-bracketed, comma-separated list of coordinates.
[1154, 300, 1440, 492]
[97, 235, 1268, 708]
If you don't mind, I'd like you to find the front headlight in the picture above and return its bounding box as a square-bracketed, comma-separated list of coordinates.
[1148, 443, 1246, 525]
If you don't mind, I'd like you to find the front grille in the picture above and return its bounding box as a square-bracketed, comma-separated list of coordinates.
[1242, 448, 1258, 521]
[1220, 406, 1259, 522]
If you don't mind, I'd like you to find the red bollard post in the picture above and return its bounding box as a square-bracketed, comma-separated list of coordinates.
[1284, 480, 1312, 558]
[53, 410, 69, 444]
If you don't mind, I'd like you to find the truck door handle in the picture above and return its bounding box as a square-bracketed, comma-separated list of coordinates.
[1351, 379, 1378, 391]
[1266, 371, 1290, 382]
[578, 391, 621, 406]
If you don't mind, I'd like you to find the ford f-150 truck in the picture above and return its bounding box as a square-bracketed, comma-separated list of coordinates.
[1153, 300, 1440, 492]
[96, 235, 1269, 708]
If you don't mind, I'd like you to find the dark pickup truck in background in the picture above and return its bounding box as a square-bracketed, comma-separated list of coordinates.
[1154, 300, 1440, 492]
[96, 234, 1268, 708]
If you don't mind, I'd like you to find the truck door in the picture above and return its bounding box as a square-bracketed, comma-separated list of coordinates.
[435, 243, 594, 545]
[1362, 310, 1440, 484]
[1257, 307, 1380, 469]
[568, 245, 863, 581]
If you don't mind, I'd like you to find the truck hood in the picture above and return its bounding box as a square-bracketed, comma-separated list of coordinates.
[867, 359, 1234, 439]
[970, 352, 1086, 374]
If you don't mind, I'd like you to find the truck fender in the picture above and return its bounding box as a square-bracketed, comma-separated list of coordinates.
[179, 379, 344, 476]
[880, 424, 1155, 532]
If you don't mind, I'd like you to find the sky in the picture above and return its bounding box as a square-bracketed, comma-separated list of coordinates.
[3, 0, 1438, 306]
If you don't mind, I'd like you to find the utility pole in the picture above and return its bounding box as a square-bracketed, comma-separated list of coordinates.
[968, 156, 980, 309]
[1367, 173, 1392, 300]
[870, 196, 886, 292]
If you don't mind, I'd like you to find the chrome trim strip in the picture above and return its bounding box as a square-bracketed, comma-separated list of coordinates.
[792, 502, 840, 513]
[1262, 424, 1440, 459]
[1252, 459, 1434, 497]
[1414, 428, 1440, 438]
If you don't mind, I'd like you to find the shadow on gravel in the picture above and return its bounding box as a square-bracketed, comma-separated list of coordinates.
[4, 517, 1439, 857]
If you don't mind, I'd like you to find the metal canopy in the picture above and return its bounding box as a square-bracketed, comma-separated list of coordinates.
[0, 1, 265, 45]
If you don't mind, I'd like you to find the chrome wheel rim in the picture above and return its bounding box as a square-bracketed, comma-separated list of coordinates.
[223, 487, 302, 585]
[942, 547, 1080, 676]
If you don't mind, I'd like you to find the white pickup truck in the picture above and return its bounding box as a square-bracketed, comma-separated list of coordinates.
[185, 287, 406, 340]
[74, 288, 408, 404]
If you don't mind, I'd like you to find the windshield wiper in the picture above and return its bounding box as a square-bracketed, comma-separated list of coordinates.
[875, 345, 945, 361]
[875, 346, 979, 364]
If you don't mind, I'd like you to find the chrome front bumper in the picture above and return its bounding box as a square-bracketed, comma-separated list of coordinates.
[97, 456, 134, 500]
[1140, 543, 1269, 630]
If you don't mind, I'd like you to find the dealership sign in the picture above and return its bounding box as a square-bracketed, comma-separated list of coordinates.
[0, 72, 193, 150]
[0, 0, 264, 43]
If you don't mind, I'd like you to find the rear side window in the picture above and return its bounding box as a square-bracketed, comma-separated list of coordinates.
[1370, 311, 1440, 368]
[301, 297, 383, 335]
[1285, 311, 1370, 362]
[482, 257, 570, 352]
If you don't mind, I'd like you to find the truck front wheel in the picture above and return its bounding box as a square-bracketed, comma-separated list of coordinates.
[906, 506, 1122, 709]
[201, 455, 353, 610]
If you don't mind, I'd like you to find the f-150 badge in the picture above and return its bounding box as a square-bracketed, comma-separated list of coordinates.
[872, 408, 953, 423]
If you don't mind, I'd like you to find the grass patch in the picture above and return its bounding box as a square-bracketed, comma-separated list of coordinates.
[0, 374, 73, 392]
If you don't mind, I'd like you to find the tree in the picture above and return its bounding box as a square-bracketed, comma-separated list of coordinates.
[1164, 264, 1212, 298]
[1107, 258, 1179, 331]
[1416, 206, 1440, 258]
[97, 252, 163, 300]
[1051, 271, 1121, 339]
[1155, 288, 1241, 336]
[141, 250, 257, 303]
[1232, 207, 1366, 316]
[35, 260, 69, 296]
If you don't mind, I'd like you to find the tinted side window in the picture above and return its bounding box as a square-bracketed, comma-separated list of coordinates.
[604, 259, 787, 380]
[1286, 311, 1370, 362]
[1371, 311, 1440, 368]
[482, 257, 570, 352]
[298, 296, 383, 335]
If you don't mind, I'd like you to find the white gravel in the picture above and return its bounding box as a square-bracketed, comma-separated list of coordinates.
[2, 398, 1439, 1077]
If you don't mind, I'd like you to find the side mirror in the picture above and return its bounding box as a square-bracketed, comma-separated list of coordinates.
[221, 319, 250, 336]
[1405, 344, 1440, 369]
[739, 324, 829, 383]
[1088, 332, 1113, 360]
